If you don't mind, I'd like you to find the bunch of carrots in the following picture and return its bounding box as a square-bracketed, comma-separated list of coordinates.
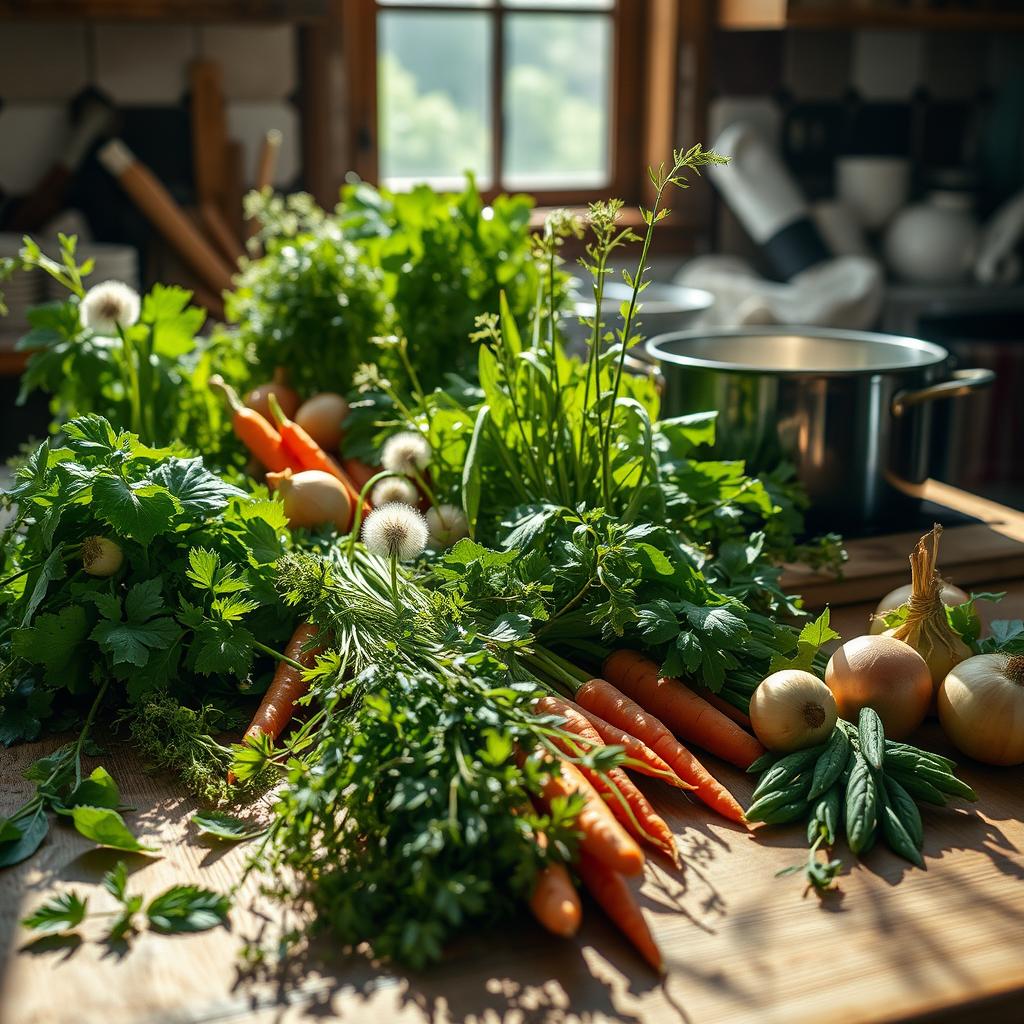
[209, 376, 366, 529]
[523, 647, 766, 971]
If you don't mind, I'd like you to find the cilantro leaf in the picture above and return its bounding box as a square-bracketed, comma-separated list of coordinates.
[91, 616, 178, 668]
[21, 891, 88, 934]
[92, 477, 178, 544]
[146, 885, 230, 933]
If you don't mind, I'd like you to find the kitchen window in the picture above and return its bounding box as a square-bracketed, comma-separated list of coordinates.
[349, 0, 644, 203]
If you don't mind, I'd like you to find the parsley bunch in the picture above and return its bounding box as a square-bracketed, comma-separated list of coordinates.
[0, 415, 294, 779]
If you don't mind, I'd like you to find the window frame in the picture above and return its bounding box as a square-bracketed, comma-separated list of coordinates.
[344, 0, 645, 206]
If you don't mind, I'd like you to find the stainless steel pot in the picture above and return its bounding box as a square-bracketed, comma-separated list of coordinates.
[645, 327, 995, 530]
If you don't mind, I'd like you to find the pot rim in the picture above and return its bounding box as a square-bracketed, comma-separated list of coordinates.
[572, 281, 715, 318]
[645, 326, 950, 377]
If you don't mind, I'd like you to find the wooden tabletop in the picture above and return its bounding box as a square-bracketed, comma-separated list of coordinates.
[2, 589, 1024, 1024]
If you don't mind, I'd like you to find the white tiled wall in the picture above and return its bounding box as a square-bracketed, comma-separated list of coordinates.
[0, 22, 300, 194]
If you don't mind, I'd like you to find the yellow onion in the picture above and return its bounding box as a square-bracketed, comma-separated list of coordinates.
[825, 635, 932, 740]
[266, 468, 351, 531]
[749, 670, 838, 752]
[295, 392, 349, 452]
[869, 580, 969, 635]
[938, 654, 1024, 766]
[82, 536, 124, 577]
[882, 527, 970, 692]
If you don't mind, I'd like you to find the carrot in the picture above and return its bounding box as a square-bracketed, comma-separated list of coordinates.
[603, 650, 765, 770]
[688, 681, 754, 730]
[267, 393, 364, 513]
[342, 458, 381, 492]
[536, 696, 678, 862]
[577, 852, 662, 972]
[529, 830, 582, 939]
[535, 756, 645, 876]
[242, 622, 322, 746]
[563, 698, 693, 790]
[576, 678, 746, 824]
[209, 375, 300, 474]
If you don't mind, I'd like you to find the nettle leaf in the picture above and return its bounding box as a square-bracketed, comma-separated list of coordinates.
[191, 619, 255, 677]
[636, 600, 680, 644]
[191, 810, 264, 842]
[151, 457, 244, 518]
[21, 891, 88, 934]
[63, 414, 123, 458]
[486, 612, 532, 647]
[146, 885, 230, 933]
[70, 806, 158, 854]
[682, 602, 748, 644]
[92, 477, 179, 544]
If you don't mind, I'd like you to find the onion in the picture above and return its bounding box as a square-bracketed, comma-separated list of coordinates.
[825, 635, 932, 740]
[869, 580, 969, 635]
[82, 536, 124, 577]
[425, 504, 469, 549]
[881, 527, 971, 691]
[749, 670, 838, 752]
[266, 468, 351, 531]
[938, 654, 1024, 766]
[246, 367, 299, 422]
[295, 392, 349, 453]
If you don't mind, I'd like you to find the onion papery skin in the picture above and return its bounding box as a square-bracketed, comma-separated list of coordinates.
[267, 468, 351, 531]
[295, 393, 349, 453]
[750, 670, 838, 753]
[938, 654, 1024, 766]
[825, 635, 932, 741]
[869, 582, 969, 635]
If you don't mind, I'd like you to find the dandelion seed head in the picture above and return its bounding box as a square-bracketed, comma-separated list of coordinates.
[371, 475, 419, 507]
[426, 504, 469, 549]
[362, 502, 428, 561]
[79, 280, 141, 334]
[380, 431, 431, 475]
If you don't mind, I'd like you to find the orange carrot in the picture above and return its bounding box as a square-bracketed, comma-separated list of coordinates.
[342, 458, 381, 492]
[603, 650, 765, 770]
[529, 830, 582, 938]
[536, 696, 677, 862]
[576, 678, 746, 824]
[578, 852, 662, 972]
[535, 756, 645, 877]
[210, 375, 300, 474]
[268, 393, 364, 513]
[242, 622, 322, 746]
[688, 681, 754, 730]
[563, 698, 693, 790]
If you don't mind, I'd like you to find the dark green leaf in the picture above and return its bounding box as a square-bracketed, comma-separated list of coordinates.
[21, 891, 88, 934]
[102, 860, 131, 901]
[63, 766, 121, 810]
[151, 457, 244, 517]
[146, 885, 230, 933]
[808, 726, 850, 800]
[845, 754, 878, 855]
[0, 805, 49, 867]
[92, 477, 178, 544]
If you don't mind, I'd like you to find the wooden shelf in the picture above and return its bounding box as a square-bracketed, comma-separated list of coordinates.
[718, 0, 1024, 31]
[0, 0, 327, 22]
[0, 350, 28, 377]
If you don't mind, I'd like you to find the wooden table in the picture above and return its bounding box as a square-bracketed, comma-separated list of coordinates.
[3, 590, 1024, 1024]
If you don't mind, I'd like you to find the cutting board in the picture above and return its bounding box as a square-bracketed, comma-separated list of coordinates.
[2, 593, 1024, 1024]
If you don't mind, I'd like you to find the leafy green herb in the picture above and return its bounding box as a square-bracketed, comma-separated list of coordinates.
[69, 806, 158, 854]
[191, 810, 264, 842]
[146, 885, 230, 934]
[21, 891, 88, 934]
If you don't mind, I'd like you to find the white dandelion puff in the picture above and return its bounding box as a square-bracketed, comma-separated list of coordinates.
[426, 504, 469, 549]
[371, 475, 419, 507]
[362, 502, 429, 562]
[79, 280, 141, 334]
[380, 431, 431, 475]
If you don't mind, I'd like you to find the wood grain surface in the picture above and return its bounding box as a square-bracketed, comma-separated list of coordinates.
[2, 592, 1023, 1024]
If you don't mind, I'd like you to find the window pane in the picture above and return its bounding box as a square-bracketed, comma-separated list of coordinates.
[378, 11, 492, 188]
[503, 13, 612, 190]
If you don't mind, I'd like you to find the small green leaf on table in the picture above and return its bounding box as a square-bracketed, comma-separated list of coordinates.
[191, 810, 264, 842]
[70, 806, 158, 854]
[21, 891, 88, 934]
[146, 885, 230, 934]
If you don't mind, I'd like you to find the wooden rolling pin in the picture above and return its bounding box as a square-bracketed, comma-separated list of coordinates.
[98, 138, 233, 296]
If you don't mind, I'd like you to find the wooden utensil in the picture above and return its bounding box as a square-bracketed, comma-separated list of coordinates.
[247, 129, 283, 241]
[98, 138, 233, 296]
[189, 60, 229, 219]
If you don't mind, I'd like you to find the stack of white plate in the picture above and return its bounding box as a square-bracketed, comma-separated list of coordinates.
[45, 241, 140, 301]
[0, 233, 44, 351]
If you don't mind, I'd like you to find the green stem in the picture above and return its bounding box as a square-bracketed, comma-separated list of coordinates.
[409, 466, 439, 511]
[252, 639, 305, 673]
[117, 325, 144, 438]
[397, 337, 428, 413]
[73, 677, 111, 788]
[389, 552, 400, 615]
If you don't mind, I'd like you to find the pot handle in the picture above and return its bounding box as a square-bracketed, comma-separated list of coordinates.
[891, 368, 995, 416]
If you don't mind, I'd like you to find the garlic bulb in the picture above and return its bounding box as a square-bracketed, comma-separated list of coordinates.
[938, 654, 1024, 766]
